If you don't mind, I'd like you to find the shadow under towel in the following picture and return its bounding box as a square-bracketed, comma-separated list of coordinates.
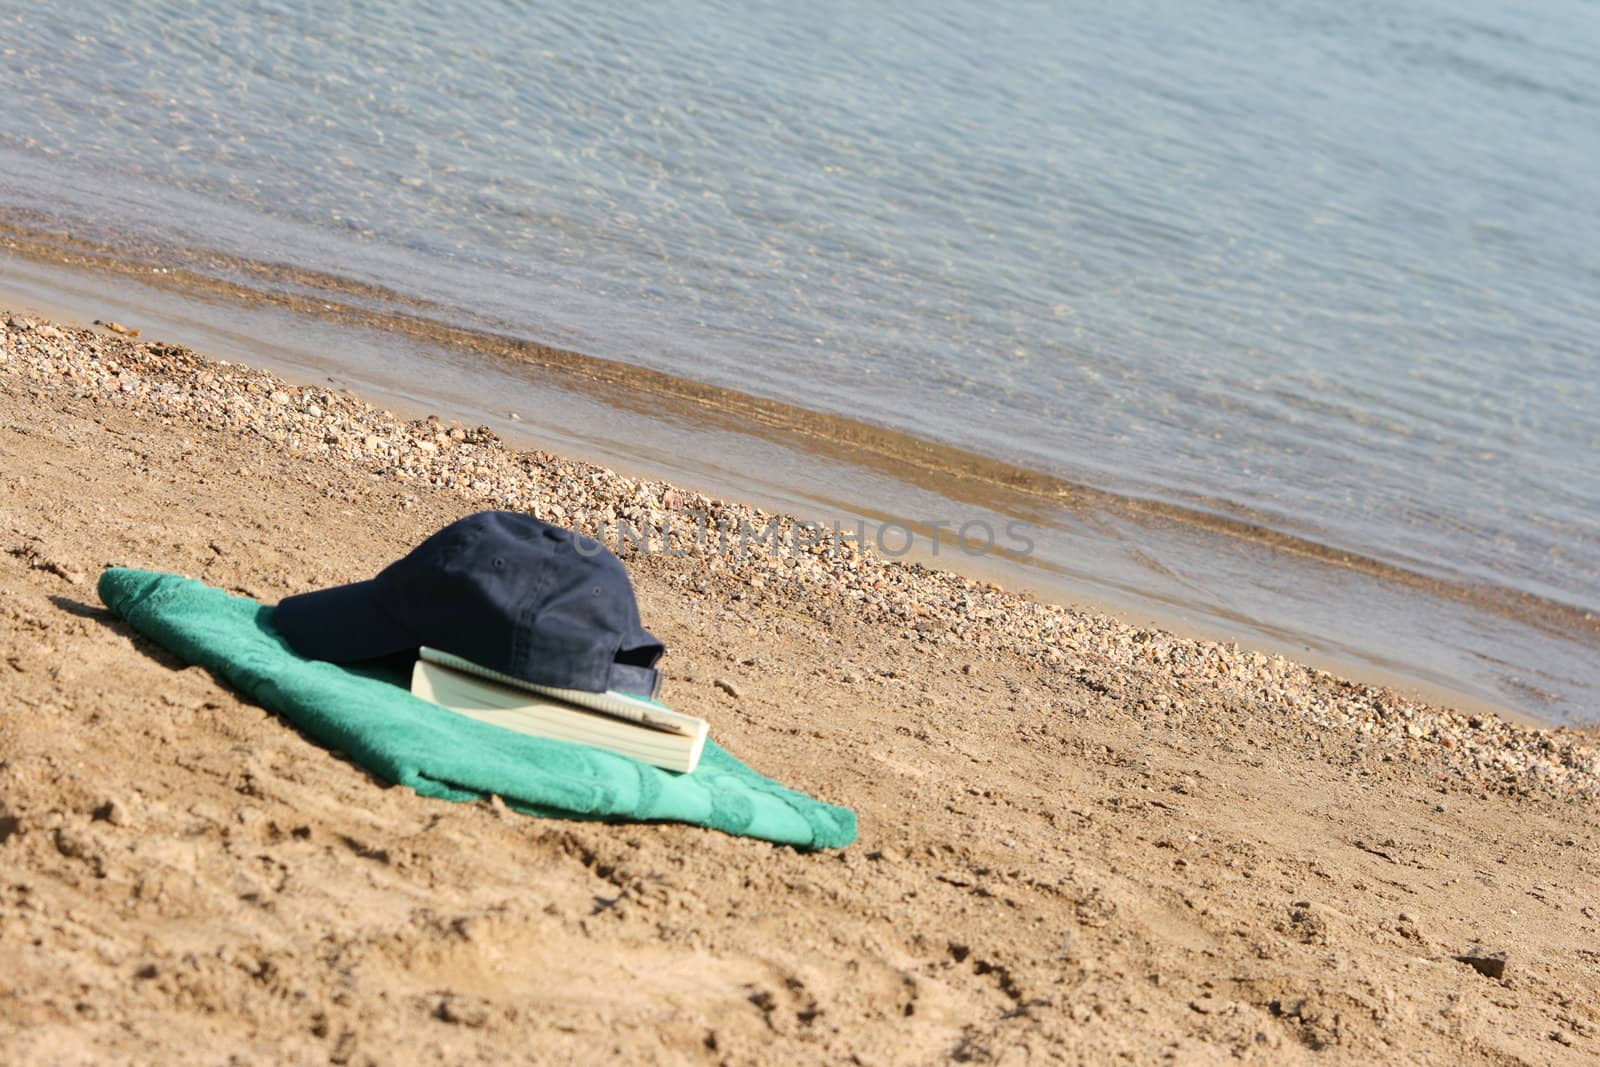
[98, 568, 856, 850]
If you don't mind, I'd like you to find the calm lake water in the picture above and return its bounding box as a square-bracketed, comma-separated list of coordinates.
[2, 0, 1597, 712]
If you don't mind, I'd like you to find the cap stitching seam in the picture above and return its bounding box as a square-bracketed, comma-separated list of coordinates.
[512, 559, 546, 673]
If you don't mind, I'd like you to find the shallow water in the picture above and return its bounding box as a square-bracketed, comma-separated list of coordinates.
[1, 0, 1597, 716]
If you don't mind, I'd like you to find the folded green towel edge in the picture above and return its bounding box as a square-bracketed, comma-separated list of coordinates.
[97, 568, 857, 850]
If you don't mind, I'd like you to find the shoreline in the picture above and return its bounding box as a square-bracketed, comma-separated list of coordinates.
[5, 304, 1600, 1062]
[3, 307, 1594, 796]
[3, 214, 1597, 652]
[3, 229, 1598, 725]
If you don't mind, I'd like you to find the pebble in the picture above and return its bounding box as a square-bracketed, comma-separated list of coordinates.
[4, 307, 1597, 801]
[1452, 947, 1507, 980]
[95, 798, 133, 827]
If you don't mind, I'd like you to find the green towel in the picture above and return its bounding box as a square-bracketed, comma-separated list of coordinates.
[98, 568, 856, 850]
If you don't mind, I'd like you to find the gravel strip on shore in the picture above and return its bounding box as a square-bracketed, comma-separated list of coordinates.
[4, 310, 1596, 799]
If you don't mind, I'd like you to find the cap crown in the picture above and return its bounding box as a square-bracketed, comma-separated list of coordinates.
[277, 512, 662, 695]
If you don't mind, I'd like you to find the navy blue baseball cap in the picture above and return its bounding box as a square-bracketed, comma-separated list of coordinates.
[275, 511, 664, 697]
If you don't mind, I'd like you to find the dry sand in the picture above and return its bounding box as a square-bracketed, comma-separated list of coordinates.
[2, 310, 1598, 1065]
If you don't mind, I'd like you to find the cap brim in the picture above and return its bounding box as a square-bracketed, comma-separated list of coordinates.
[273, 579, 416, 662]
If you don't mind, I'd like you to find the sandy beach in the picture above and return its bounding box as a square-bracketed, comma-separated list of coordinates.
[3, 309, 1598, 1063]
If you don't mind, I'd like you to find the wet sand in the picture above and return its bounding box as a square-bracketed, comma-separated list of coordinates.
[3, 309, 1598, 1063]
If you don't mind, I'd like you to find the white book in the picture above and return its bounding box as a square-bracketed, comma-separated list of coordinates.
[410, 657, 709, 774]
[417, 646, 700, 736]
